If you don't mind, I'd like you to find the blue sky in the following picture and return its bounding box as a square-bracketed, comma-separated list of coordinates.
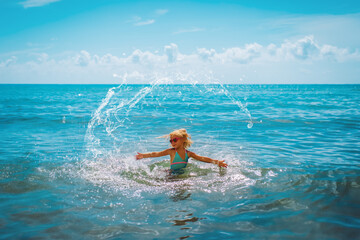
[0, 0, 359, 84]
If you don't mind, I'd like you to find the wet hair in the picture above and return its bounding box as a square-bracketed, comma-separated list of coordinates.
[170, 129, 193, 149]
[158, 128, 193, 149]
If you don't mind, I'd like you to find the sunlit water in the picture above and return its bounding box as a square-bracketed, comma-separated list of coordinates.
[1, 83, 360, 239]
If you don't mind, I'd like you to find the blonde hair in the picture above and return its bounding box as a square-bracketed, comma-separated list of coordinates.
[158, 128, 193, 149]
[170, 129, 193, 149]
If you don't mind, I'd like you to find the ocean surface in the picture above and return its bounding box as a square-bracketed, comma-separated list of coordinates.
[1, 83, 360, 239]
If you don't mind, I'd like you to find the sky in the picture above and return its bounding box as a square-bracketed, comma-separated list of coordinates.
[0, 0, 360, 84]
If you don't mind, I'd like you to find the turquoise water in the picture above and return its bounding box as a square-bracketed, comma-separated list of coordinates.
[1, 83, 360, 239]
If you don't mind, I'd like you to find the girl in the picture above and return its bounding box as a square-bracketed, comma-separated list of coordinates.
[136, 129, 228, 172]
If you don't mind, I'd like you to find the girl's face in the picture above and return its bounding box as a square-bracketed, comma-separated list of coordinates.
[170, 135, 184, 148]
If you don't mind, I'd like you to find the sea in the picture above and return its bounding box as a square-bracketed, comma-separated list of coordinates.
[1, 83, 360, 239]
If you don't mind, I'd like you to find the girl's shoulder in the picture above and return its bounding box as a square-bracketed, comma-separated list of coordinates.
[168, 148, 176, 153]
[185, 149, 194, 156]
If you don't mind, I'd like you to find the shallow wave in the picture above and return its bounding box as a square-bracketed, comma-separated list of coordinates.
[38, 147, 360, 239]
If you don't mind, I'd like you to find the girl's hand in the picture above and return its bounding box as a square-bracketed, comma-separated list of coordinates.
[135, 152, 143, 160]
[218, 160, 228, 168]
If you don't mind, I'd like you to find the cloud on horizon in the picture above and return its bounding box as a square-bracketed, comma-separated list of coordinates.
[164, 43, 179, 63]
[1, 36, 359, 84]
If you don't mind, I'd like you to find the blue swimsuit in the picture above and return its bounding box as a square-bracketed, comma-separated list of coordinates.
[170, 150, 189, 171]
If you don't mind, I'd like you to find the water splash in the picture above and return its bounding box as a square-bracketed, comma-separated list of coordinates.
[211, 81, 253, 129]
[82, 72, 255, 194]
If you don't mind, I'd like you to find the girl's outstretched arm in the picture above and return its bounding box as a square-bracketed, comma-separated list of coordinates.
[188, 152, 228, 168]
[136, 148, 171, 160]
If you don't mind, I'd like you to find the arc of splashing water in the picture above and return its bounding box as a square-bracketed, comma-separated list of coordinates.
[86, 77, 253, 144]
[85, 76, 174, 156]
[85, 74, 254, 158]
[85, 76, 129, 155]
[214, 82, 253, 129]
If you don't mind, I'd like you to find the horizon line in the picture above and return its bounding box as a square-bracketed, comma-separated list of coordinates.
[1, 83, 359, 86]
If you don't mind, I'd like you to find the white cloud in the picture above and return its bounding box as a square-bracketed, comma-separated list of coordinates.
[95, 53, 122, 65]
[319, 45, 350, 62]
[272, 35, 359, 62]
[279, 35, 320, 60]
[156, 9, 168, 15]
[19, 0, 61, 8]
[134, 19, 155, 26]
[267, 44, 277, 56]
[0, 56, 17, 67]
[214, 43, 263, 64]
[1, 36, 359, 84]
[128, 9, 167, 27]
[164, 43, 179, 63]
[127, 16, 155, 26]
[33, 53, 49, 63]
[130, 49, 142, 64]
[74, 50, 92, 67]
[197, 48, 216, 61]
[128, 49, 163, 65]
